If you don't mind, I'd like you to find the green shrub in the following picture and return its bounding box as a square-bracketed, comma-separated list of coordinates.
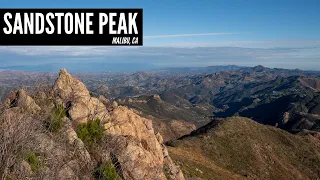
[93, 162, 120, 180]
[47, 103, 66, 132]
[77, 118, 105, 146]
[25, 152, 42, 173]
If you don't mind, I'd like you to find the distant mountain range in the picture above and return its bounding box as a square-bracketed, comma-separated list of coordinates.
[1, 65, 320, 136]
[0, 64, 246, 72]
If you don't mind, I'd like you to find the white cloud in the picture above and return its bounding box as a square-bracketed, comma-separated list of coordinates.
[144, 32, 236, 39]
[146, 40, 320, 48]
[0, 41, 319, 70]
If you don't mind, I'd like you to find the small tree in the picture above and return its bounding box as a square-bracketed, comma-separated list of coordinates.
[77, 118, 105, 146]
[24, 152, 42, 173]
[93, 162, 120, 180]
[47, 104, 66, 132]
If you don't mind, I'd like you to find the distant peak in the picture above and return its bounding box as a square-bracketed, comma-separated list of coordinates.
[251, 65, 269, 72]
[254, 65, 266, 69]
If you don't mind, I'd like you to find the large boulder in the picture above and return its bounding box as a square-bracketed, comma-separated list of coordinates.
[53, 69, 108, 124]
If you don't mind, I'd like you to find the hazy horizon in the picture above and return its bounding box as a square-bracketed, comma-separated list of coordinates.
[0, 63, 318, 73]
[1, 0, 319, 71]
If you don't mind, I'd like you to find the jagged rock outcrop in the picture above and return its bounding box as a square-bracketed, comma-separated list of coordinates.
[105, 104, 184, 180]
[53, 69, 108, 124]
[5, 89, 41, 113]
[53, 69, 185, 180]
[63, 118, 92, 166]
[98, 95, 110, 105]
[104, 106, 185, 179]
[156, 133, 185, 180]
[104, 106, 166, 179]
[1, 69, 184, 180]
[1, 87, 92, 179]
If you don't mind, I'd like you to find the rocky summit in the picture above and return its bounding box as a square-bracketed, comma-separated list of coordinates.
[53, 68, 108, 124]
[0, 69, 184, 180]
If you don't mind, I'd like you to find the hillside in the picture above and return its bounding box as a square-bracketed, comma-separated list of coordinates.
[168, 117, 320, 180]
[0, 69, 185, 180]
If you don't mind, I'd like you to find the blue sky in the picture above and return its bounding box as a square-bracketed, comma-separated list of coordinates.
[0, 0, 320, 71]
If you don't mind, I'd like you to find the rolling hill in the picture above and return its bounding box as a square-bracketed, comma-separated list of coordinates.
[168, 117, 320, 180]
